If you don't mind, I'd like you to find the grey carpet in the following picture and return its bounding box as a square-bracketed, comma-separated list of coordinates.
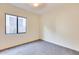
[0, 40, 79, 55]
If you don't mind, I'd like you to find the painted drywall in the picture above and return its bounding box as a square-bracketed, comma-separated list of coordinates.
[41, 4, 79, 51]
[0, 4, 40, 50]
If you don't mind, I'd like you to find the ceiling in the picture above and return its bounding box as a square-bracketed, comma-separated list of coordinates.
[11, 3, 62, 15]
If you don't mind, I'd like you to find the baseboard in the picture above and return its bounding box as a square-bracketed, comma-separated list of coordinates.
[0, 39, 41, 52]
[42, 39, 79, 52]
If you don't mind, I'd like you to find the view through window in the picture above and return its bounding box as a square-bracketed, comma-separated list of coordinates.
[5, 14, 26, 34]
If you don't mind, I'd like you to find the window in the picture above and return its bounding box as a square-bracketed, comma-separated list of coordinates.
[18, 17, 26, 33]
[5, 14, 26, 34]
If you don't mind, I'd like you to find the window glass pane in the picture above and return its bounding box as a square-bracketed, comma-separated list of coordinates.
[6, 14, 17, 34]
[18, 17, 26, 33]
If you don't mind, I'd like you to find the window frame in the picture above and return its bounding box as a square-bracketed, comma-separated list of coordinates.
[5, 13, 27, 34]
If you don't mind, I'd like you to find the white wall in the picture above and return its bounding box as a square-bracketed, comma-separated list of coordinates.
[41, 4, 79, 51]
[0, 4, 40, 50]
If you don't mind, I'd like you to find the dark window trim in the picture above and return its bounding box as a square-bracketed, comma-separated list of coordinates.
[5, 13, 27, 34]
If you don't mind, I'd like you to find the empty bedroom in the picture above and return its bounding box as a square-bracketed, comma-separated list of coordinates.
[0, 3, 79, 55]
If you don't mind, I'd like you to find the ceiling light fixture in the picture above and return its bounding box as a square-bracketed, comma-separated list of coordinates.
[33, 3, 40, 7]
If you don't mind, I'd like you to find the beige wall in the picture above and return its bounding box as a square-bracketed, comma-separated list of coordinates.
[0, 4, 40, 50]
[1, 3, 79, 51]
[41, 4, 79, 51]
